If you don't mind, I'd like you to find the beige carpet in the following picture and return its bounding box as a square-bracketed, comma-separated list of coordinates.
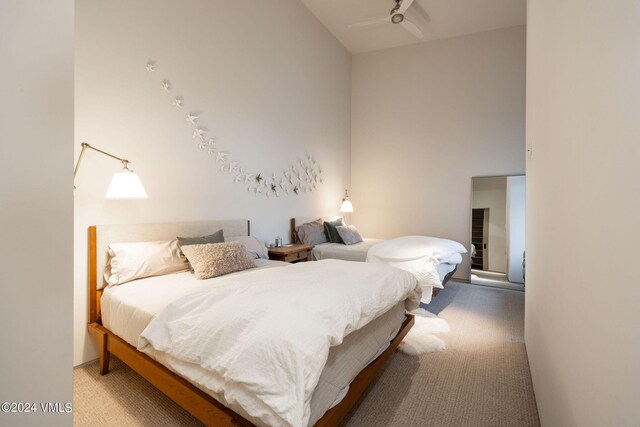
[74, 282, 539, 426]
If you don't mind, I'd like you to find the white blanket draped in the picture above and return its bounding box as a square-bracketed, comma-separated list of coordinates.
[367, 236, 466, 303]
[138, 259, 421, 427]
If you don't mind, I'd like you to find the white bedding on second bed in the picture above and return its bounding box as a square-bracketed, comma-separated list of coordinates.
[310, 238, 384, 262]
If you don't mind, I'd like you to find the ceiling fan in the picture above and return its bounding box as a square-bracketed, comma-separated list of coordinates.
[348, 0, 430, 40]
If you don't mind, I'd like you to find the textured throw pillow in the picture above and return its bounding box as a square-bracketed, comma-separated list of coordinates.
[177, 229, 224, 247]
[336, 225, 363, 245]
[177, 230, 225, 271]
[296, 219, 329, 245]
[225, 236, 269, 260]
[104, 240, 189, 286]
[180, 241, 256, 280]
[324, 218, 345, 244]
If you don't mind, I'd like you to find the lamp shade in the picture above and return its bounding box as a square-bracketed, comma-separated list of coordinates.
[340, 199, 354, 213]
[105, 171, 148, 199]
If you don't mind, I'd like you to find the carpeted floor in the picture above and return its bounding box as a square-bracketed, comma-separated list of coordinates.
[74, 282, 539, 426]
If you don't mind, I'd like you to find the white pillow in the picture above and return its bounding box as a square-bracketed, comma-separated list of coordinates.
[104, 240, 189, 286]
[432, 238, 468, 256]
[225, 236, 269, 260]
[438, 252, 463, 265]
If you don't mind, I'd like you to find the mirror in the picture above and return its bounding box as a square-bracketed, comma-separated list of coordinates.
[470, 176, 525, 290]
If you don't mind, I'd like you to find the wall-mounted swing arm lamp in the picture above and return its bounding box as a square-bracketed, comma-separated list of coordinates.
[73, 142, 148, 199]
[340, 189, 354, 213]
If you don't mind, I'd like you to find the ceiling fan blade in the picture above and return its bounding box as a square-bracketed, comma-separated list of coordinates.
[412, 1, 431, 23]
[397, 0, 416, 15]
[348, 15, 391, 28]
[401, 18, 424, 40]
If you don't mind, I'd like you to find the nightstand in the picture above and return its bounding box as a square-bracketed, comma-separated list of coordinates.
[268, 243, 313, 263]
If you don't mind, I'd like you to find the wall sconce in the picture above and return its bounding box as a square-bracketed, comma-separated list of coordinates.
[73, 142, 148, 199]
[340, 189, 354, 213]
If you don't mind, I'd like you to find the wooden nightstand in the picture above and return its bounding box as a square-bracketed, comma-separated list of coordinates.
[268, 243, 313, 263]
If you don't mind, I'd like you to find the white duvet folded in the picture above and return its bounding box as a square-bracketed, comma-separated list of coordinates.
[366, 236, 466, 303]
[138, 259, 421, 427]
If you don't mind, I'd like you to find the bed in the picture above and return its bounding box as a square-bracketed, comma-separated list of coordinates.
[87, 220, 419, 427]
[290, 217, 462, 299]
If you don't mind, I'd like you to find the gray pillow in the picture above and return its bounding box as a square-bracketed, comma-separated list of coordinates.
[177, 229, 224, 247]
[324, 218, 345, 244]
[226, 236, 269, 260]
[336, 225, 363, 245]
[296, 219, 329, 246]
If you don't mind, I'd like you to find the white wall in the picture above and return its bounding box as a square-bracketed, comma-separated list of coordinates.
[74, 0, 351, 365]
[526, 1, 640, 425]
[506, 175, 525, 283]
[351, 25, 526, 279]
[0, 1, 74, 425]
[473, 177, 508, 273]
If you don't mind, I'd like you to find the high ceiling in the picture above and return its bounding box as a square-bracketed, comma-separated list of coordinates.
[301, 0, 526, 54]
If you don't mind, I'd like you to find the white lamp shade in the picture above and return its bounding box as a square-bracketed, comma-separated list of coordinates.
[340, 199, 354, 213]
[105, 171, 148, 199]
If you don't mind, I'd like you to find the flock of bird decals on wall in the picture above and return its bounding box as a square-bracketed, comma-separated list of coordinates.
[146, 61, 323, 198]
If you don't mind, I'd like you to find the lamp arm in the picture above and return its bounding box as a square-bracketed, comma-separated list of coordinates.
[74, 142, 131, 180]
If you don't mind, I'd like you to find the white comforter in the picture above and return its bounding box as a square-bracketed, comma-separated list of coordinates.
[367, 236, 466, 303]
[138, 259, 421, 427]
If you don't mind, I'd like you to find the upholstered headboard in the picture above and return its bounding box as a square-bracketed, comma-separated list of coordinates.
[88, 220, 250, 323]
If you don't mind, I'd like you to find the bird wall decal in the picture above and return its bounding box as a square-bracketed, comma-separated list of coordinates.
[148, 61, 324, 198]
[186, 114, 198, 125]
[192, 128, 205, 140]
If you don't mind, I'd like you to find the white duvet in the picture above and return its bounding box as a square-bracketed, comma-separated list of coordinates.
[367, 236, 466, 303]
[138, 259, 421, 427]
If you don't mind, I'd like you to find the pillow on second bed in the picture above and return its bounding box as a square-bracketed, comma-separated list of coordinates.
[181, 241, 256, 280]
[323, 218, 345, 244]
[296, 219, 329, 246]
[336, 225, 363, 245]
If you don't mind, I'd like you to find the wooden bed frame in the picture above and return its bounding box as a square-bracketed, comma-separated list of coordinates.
[87, 224, 414, 427]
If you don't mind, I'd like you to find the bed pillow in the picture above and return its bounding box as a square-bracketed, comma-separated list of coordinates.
[323, 218, 345, 244]
[177, 230, 225, 271]
[438, 252, 463, 265]
[296, 219, 329, 245]
[432, 238, 468, 260]
[177, 229, 224, 247]
[226, 236, 269, 260]
[336, 225, 363, 245]
[104, 240, 189, 286]
[181, 241, 256, 280]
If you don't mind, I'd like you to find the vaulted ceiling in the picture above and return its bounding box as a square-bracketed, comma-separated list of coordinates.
[302, 0, 526, 54]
